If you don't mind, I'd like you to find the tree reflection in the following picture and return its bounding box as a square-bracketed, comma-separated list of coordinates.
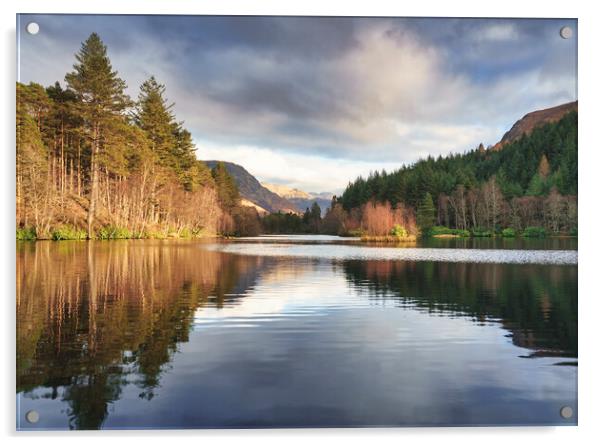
[17, 240, 262, 429]
[343, 259, 577, 357]
[17, 242, 577, 429]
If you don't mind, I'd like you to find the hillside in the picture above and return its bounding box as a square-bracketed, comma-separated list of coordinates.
[341, 105, 577, 210]
[204, 161, 299, 214]
[493, 101, 577, 150]
[262, 182, 334, 215]
[261, 183, 312, 200]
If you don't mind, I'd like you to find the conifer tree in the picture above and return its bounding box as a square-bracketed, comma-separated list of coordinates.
[65, 33, 131, 238]
[211, 162, 240, 211]
[416, 192, 436, 235]
[134, 76, 177, 167]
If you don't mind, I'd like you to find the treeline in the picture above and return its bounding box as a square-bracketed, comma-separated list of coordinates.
[338, 112, 578, 236]
[260, 199, 418, 238]
[17, 33, 258, 240]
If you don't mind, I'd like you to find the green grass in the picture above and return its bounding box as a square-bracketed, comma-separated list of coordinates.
[51, 225, 87, 240]
[16, 227, 37, 241]
[501, 228, 516, 238]
[522, 226, 547, 238]
[471, 228, 494, 237]
[430, 226, 470, 237]
[96, 226, 132, 240]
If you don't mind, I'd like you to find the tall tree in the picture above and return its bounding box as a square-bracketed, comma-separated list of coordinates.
[211, 162, 240, 211]
[308, 201, 322, 233]
[17, 84, 52, 234]
[416, 192, 436, 235]
[134, 76, 176, 167]
[65, 33, 131, 238]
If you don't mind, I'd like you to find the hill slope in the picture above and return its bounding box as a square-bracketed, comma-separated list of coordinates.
[341, 104, 577, 210]
[204, 161, 299, 214]
[262, 183, 334, 215]
[493, 101, 577, 150]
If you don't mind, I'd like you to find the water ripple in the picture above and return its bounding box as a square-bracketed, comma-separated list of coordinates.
[204, 243, 578, 265]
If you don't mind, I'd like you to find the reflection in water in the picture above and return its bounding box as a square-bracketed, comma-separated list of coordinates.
[17, 240, 264, 429]
[343, 260, 577, 357]
[17, 239, 577, 429]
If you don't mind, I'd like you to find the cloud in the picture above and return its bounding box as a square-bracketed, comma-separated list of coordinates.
[18, 15, 577, 192]
[198, 141, 399, 194]
[477, 23, 520, 42]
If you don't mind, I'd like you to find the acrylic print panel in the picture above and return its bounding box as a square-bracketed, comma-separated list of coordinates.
[16, 14, 578, 430]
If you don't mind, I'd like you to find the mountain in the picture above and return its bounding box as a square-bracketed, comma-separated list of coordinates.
[204, 161, 299, 214]
[492, 101, 577, 150]
[340, 102, 577, 212]
[262, 182, 334, 216]
[261, 183, 312, 200]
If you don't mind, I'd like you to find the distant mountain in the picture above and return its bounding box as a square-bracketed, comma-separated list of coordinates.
[204, 161, 299, 214]
[262, 182, 334, 216]
[288, 197, 333, 216]
[493, 101, 577, 150]
[261, 183, 313, 200]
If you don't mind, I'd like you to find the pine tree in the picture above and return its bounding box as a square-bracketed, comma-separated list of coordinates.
[211, 162, 240, 211]
[65, 33, 131, 238]
[17, 84, 50, 233]
[416, 192, 436, 235]
[134, 76, 177, 167]
[309, 201, 322, 232]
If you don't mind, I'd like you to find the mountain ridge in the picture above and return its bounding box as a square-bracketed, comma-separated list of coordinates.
[262, 182, 334, 215]
[492, 101, 577, 151]
[204, 161, 299, 214]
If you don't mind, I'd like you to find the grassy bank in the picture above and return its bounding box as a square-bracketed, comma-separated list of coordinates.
[17, 225, 217, 241]
[360, 235, 417, 243]
[355, 224, 577, 243]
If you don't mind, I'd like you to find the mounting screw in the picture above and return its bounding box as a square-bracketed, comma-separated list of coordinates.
[559, 26, 573, 39]
[25, 410, 39, 424]
[560, 406, 573, 419]
[26, 22, 39, 35]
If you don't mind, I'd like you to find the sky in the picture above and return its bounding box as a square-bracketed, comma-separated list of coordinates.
[17, 15, 577, 194]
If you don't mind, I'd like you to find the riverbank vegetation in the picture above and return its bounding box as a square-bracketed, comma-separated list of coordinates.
[17, 33, 259, 240]
[337, 112, 577, 239]
[17, 33, 577, 242]
[259, 113, 577, 241]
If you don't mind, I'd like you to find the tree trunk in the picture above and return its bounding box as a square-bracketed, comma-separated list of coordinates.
[87, 123, 100, 239]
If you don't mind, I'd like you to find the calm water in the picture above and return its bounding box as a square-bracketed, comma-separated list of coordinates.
[16, 236, 577, 429]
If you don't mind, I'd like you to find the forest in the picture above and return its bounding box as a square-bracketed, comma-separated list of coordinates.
[261, 111, 577, 238]
[334, 111, 578, 238]
[16, 33, 259, 240]
[17, 32, 577, 241]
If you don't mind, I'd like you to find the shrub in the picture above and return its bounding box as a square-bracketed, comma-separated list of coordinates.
[471, 228, 493, 237]
[522, 226, 547, 238]
[501, 228, 516, 238]
[179, 227, 192, 239]
[16, 227, 37, 241]
[430, 226, 451, 235]
[51, 225, 87, 240]
[569, 227, 578, 237]
[390, 224, 408, 238]
[431, 226, 470, 237]
[97, 226, 132, 240]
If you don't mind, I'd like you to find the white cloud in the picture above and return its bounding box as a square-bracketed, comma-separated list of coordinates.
[19, 16, 577, 192]
[477, 23, 520, 42]
[198, 141, 399, 194]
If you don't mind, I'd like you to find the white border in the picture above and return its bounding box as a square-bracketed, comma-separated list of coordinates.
[2, 1, 601, 444]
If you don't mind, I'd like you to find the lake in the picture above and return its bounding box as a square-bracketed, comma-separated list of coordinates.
[16, 236, 578, 429]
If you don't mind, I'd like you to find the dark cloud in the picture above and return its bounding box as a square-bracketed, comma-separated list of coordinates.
[18, 14, 577, 167]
